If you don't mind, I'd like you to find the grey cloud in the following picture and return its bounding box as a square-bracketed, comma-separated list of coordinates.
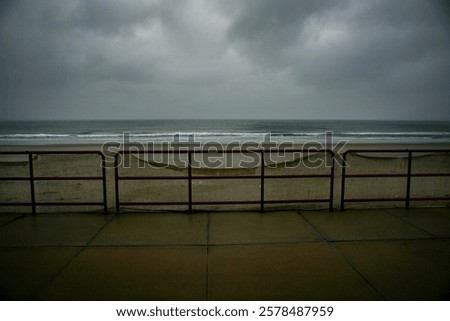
[66, 0, 158, 36]
[226, 0, 450, 93]
[226, 0, 333, 67]
[0, 0, 162, 87]
[0, 0, 449, 121]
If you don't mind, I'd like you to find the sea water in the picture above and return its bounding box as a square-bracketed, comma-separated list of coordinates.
[0, 119, 449, 145]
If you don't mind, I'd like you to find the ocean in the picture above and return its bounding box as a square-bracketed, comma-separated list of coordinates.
[0, 119, 449, 145]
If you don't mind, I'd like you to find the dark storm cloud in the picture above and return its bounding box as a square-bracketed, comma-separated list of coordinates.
[67, 0, 158, 35]
[0, 0, 449, 120]
[8, 0, 161, 85]
[226, 0, 333, 66]
[227, 0, 450, 91]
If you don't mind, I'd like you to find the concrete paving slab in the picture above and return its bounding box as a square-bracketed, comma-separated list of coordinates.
[0, 214, 111, 246]
[1, 208, 447, 301]
[37, 247, 207, 300]
[0, 214, 24, 227]
[385, 208, 450, 237]
[0, 248, 80, 300]
[91, 213, 207, 245]
[420, 207, 450, 218]
[302, 210, 431, 241]
[209, 211, 323, 245]
[334, 240, 450, 300]
[208, 243, 381, 300]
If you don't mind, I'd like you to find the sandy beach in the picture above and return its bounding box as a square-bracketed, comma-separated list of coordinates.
[0, 143, 449, 214]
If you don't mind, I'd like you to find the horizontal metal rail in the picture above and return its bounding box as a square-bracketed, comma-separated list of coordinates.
[340, 149, 450, 210]
[114, 149, 335, 213]
[344, 173, 450, 178]
[0, 151, 107, 214]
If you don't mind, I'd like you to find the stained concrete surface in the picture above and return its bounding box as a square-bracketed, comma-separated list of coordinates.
[334, 240, 450, 300]
[0, 248, 80, 300]
[0, 214, 23, 227]
[0, 208, 449, 300]
[209, 211, 323, 245]
[37, 247, 207, 300]
[384, 208, 450, 238]
[301, 209, 431, 241]
[91, 213, 208, 246]
[208, 243, 381, 300]
[0, 214, 111, 246]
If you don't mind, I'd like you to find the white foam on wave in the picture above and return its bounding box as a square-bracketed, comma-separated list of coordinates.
[343, 131, 449, 136]
[0, 133, 71, 138]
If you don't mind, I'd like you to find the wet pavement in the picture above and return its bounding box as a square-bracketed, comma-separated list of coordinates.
[0, 208, 449, 300]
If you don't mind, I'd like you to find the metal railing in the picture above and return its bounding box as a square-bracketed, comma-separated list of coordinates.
[114, 149, 335, 213]
[340, 149, 450, 210]
[0, 151, 107, 214]
[2, 148, 448, 214]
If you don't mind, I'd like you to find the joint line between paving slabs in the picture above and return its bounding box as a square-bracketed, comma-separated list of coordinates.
[34, 247, 85, 299]
[327, 242, 387, 300]
[296, 210, 387, 300]
[85, 214, 116, 246]
[36, 218, 113, 295]
[296, 210, 327, 242]
[381, 209, 439, 239]
[0, 214, 27, 228]
[34, 215, 115, 299]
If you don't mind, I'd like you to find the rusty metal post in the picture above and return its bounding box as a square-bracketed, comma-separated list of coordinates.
[340, 152, 348, 211]
[329, 150, 335, 212]
[29, 153, 36, 215]
[406, 151, 412, 209]
[188, 151, 193, 213]
[114, 153, 120, 214]
[100, 153, 108, 214]
[260, 150, 265, 212]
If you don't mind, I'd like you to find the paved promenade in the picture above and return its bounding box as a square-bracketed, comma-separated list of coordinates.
[0, 208, 449, 300]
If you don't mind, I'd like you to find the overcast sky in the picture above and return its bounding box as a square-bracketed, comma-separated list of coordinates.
[1, 0, 449, 121]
